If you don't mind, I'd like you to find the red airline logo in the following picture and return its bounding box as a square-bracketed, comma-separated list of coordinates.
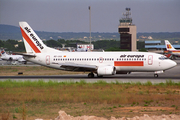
[20, 27, 41, 53]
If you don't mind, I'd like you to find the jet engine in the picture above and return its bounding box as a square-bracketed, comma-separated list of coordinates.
[97, 66, 116, 75]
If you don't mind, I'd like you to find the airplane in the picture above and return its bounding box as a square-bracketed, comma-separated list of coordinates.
[0, 49, 27, 64]
[164, 40, 180, 59]
[17, 22, 177, 78]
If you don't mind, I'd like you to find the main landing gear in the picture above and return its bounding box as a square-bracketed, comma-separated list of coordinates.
[88, 72, 103, 78]
[88, 72, 94, 78]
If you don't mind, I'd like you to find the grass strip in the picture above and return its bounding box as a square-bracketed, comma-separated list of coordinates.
[0, 80, 180, 119]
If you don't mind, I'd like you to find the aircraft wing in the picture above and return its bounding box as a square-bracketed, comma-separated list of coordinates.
[52, 62, 97, 71]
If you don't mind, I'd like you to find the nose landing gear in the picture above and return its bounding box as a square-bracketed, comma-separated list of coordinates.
[154, 70, 164, 78]
[154, 74, 158, 78]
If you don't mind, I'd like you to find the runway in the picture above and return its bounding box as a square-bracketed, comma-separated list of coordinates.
[0, 59, 180, 83]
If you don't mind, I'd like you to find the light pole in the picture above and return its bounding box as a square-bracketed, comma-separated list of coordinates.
[89, 6, 91, 51]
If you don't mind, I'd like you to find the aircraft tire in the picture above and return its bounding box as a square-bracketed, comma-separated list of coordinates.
[154, 74, 158, 78]
[88, 73, 94, 78]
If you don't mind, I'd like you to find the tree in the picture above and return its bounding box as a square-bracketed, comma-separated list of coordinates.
[45, 40, 61, 47]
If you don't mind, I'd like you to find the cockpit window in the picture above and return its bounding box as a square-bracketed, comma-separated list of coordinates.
[159, 56, 168, 60]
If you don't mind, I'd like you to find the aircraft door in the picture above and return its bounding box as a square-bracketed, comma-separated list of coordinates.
[46, 55, 50, 65]
[148, 55, 153, 65]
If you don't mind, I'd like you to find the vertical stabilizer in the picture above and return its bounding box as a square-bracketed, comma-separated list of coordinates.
[0, 49, 7, 57]
[165, 40, 176, 51]
[19, 22, 61, 53]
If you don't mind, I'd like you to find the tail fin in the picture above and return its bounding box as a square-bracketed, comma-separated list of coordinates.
[19, 22, 61, 53]
[0, 49, 7, 57]
[165, 40, 176, 51]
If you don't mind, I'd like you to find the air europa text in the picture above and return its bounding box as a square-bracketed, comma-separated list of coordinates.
[120, 55, 144, 58]
[24, 27, 44, 50]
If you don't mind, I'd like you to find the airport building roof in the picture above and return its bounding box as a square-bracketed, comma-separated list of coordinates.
[145, 41, 161, 44]
[145, 45, 180, 49]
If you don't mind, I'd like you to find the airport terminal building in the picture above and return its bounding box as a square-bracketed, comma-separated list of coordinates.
[145, 40, 180, 51]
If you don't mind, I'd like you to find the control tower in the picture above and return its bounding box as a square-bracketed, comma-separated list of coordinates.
[118, 8, 136, 51]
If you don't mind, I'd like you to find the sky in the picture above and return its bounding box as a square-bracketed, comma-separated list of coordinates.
[0, 0, 180, 33]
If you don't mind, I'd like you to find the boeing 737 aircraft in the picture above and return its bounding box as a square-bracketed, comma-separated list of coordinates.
[0, 49, 26, 64]
[18, 22, 177, 78]
[165, 40, 180, 59]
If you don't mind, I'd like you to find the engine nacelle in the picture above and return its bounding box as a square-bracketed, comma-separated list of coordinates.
[97, 66, 116, 75]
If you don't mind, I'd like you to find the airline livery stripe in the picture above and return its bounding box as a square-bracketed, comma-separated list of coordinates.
[20, 27, 41, 53]
[114, 61, 144, 66]
[170, 51, 180, 53]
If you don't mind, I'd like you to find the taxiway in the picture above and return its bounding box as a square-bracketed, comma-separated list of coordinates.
[0, 59, 180, 83]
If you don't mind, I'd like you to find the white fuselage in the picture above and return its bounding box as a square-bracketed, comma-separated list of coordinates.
[1, 54, 23, 61]
[24, 51, 176, 73]
[18, 22, 177, 77]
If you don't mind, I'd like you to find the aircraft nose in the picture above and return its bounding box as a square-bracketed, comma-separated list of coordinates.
[169, 60, 177, 68]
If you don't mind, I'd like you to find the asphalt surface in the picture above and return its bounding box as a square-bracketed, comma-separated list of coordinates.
[0, 59, 180, 83]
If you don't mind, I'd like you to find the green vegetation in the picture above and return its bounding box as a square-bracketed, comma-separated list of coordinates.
[1, 39, 146, 52]
[0, 39, 25, 52]
[0, 80, 180, 119]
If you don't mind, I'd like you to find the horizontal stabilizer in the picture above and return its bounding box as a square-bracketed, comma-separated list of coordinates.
[13, 52, 36, 57]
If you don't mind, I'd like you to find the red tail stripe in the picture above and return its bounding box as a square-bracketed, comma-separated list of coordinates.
[20, 27, 41, 53]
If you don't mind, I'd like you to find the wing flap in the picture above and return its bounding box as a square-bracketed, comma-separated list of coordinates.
[52, 62, 97, 71]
